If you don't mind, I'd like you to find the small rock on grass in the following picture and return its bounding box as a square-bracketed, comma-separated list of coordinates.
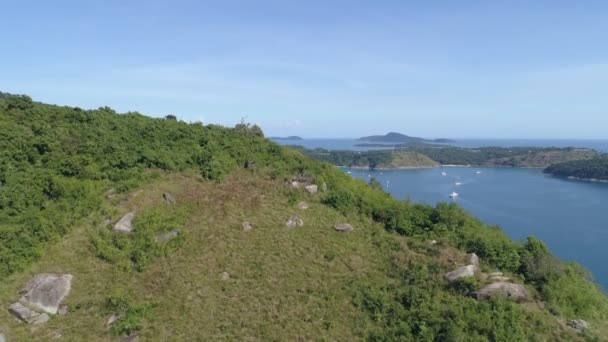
[297, 202, 309, 210]
[120, 334, 139, 342]
[334, 223, 353, 233]
[445, 265, 477, 282]
[465, 252, 480, 266]
[221, 272, 230, 280]
[567, 319, 589, 333]
[106, 313, 121, 327]
[241, 222, 253, 231]
[286, 216, 304, 228]
[113, 213, 135, 233]
[57, 304, 68, 316]
[156, 230, 180, 242]
[162, 192, 176, 204]
[305, 184, 318, 193]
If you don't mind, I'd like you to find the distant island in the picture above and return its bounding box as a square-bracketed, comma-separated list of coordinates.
[544, 155, 608, 181]
[358, 132, 455, 144]
[269, 136, 303, 141]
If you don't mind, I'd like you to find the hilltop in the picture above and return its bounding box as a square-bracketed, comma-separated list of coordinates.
[0, 93, 607, 340]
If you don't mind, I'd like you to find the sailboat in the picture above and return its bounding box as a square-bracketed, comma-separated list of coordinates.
[449, 191, 459, 199]
[441, 171, 447, 176]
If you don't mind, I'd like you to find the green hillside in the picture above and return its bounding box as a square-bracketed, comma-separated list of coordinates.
[0, 93, 607, 341]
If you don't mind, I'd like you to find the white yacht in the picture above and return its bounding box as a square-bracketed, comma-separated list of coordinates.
[449, 191, 459, 198]
[455, 181, 462, 186]
[475, 171, 482, 175]
[441, 172, 447, 176]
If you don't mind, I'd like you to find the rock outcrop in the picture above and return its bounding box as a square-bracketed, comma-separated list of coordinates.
[286, 216, 304, 228]
[445, 265, 477, 282]
[334, 223, 354, 233]
[113, 213, 135, 233]
[8, 273, 73, 324]
[18, 273, 73, 314]
[465, 253, 479, 266]
[162, 192, 176, 204]
[473, 282, 529, 302]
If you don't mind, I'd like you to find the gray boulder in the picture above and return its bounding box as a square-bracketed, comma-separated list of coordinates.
[0, 333, 5, 342]
[19, 273, 73, 315]
[291, 181, 301, 188]
[297, 202, 309, 210]
[334, 223, 354, 233]
[445, 265, 477, 282]
[156, 230, 180, 242]
[221, 272, 230, 280]
[162, 192, 176, 204]
[305, 184, 318, 193]
[567, 319, 589, 333]
[241, 221, 253, 231]
[465, 253, 480, 266]
[113, 213, 135, 233]
[474, 282, 529, 302]
[286, 216, 304, 228]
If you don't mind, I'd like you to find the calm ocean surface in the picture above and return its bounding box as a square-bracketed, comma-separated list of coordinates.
[273, 138, 608, 289]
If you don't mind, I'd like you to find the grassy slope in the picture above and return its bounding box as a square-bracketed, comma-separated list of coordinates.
[0, 171, 386, 340]
[0, 170, 603, 341]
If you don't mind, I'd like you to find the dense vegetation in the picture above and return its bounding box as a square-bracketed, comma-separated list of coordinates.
[545, 155, 608, 181]
[298, 145, 598, 169]
[1, 92, 607, 340]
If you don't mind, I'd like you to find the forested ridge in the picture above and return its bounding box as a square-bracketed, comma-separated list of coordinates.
[0, 92, 607, 340]
[297, 145, 598, 169]
[545, 155, 608, 181]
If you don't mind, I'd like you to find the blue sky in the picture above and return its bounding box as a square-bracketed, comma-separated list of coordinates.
[2, 1, 608, 139]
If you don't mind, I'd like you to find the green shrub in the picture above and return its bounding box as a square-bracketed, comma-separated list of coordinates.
[104, 288, 155, 336]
